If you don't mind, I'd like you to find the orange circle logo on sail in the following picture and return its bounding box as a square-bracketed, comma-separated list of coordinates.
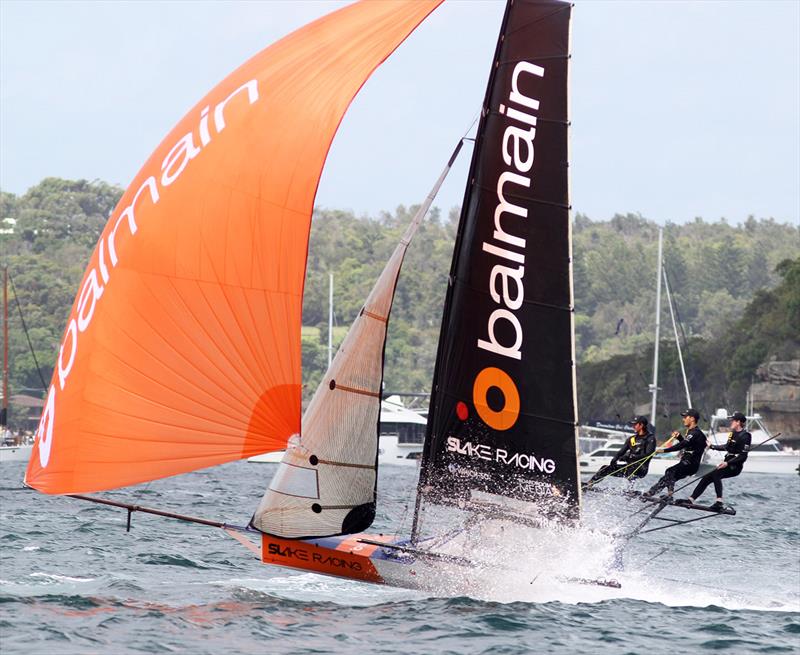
[472, 367, 519, 431]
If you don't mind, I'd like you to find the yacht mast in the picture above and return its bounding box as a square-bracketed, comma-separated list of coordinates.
[649, 228, 663, 429]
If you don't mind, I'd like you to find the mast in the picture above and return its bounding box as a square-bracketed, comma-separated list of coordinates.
[649, 228, 663, 429]
[2, 266, 7, 430]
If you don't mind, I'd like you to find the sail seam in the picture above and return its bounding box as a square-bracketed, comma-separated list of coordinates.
[485, 110, 569, 127]
[471, 181, 570, 210]
[449, 279, 572, 313]
[498, 54, 569, 64]
[522, 299, 572, 312]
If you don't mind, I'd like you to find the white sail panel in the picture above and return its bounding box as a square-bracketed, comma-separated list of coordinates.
[251, 144, 462, 538]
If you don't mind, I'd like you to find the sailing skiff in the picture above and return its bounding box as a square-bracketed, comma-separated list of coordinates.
[26, 1, 721, 590]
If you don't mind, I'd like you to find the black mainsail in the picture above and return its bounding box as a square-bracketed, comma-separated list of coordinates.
[415, 0, 577, 529]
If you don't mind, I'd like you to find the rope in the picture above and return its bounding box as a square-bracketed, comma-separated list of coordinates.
[585, 435, 677, 489]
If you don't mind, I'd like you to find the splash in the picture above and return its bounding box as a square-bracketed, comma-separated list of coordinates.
[380, 491, 800, 611]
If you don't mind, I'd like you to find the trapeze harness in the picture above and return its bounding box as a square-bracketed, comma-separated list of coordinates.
[587, 432, 656, 484]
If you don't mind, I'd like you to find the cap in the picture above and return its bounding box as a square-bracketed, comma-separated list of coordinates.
[627, 415, 649, 426]
[728, 411, 747, 423]
[680, 408, 700, 420]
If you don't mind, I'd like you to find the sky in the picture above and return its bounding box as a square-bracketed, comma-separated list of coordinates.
[1, 0, 798, 225]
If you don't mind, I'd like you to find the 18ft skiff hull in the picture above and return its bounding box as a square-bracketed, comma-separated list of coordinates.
[228, 531, 474, 590]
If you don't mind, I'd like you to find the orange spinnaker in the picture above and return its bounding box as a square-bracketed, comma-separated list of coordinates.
[25, 0, 442, 494]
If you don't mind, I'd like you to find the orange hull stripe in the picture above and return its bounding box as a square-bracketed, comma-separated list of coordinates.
[260, 535, 384, 583]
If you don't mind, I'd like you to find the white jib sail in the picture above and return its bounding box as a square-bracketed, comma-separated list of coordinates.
[251, 142, 463, 538]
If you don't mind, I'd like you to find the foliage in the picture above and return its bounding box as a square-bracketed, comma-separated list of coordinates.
[577, 257, 800, 429]
[0, 178, 797, 425]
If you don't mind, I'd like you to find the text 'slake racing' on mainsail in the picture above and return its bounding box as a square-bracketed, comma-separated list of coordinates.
[24, 0, 729, 591]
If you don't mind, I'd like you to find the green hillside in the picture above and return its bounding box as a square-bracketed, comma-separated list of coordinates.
[578, 256, 800, 426]
[1, 177, 797, 423]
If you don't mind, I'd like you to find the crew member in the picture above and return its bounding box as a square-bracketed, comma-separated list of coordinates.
[643, 408, 707, 497]
[678, 411, 751, 510]
[584, 416, 656, 487]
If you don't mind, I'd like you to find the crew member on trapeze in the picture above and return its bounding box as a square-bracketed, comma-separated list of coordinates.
[676, 411, 751, 510]
[643, 408, 707, 498]
[584, 415, 656, 487]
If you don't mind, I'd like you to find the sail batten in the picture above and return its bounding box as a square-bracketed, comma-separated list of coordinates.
[25, 0, 444, 495]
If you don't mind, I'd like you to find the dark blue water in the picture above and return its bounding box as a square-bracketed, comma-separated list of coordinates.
[1, 461, 798, 654]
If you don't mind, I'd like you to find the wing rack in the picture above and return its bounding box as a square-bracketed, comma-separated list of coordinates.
[627, 495, 736, 537]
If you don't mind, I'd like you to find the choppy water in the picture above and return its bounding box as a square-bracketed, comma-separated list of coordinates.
[1, 460, 798, 654]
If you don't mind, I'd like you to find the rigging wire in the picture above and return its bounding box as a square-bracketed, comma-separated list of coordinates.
[662, 264, 692, 408]
[663, 265, 691, 366]
[8, 271, 48, 391]
[584, 434, 678, 489]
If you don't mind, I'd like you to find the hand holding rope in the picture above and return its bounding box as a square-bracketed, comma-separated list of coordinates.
[584, 434, 677, 490]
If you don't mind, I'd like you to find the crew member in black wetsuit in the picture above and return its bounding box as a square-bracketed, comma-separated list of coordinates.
[584, 416, 656, 487]
[678, 411, 751, 510]
[643, 408, 707, 497]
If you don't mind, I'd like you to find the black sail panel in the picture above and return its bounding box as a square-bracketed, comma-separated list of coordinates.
[417, 0, 577, 517]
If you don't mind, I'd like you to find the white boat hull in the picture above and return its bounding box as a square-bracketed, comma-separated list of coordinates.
[246, 451, 284, 464]
[376, 434, 422, 465]
[704, 450, 800, 475]
[738, 455, 800, 475]
[0, 443, 33, 463]
[579, 454, 714, 478]
[705, 412, 800, 474]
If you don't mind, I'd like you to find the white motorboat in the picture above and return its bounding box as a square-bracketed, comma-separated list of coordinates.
[247, 396, 425, 466]
[0, 429, 33, 463]
[705, 409, 800, 475]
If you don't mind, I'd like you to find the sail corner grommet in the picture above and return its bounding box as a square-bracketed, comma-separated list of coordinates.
[329, 380, 336, 390]
[311, 504, 322, 514]
[309, 455, 319, 466]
